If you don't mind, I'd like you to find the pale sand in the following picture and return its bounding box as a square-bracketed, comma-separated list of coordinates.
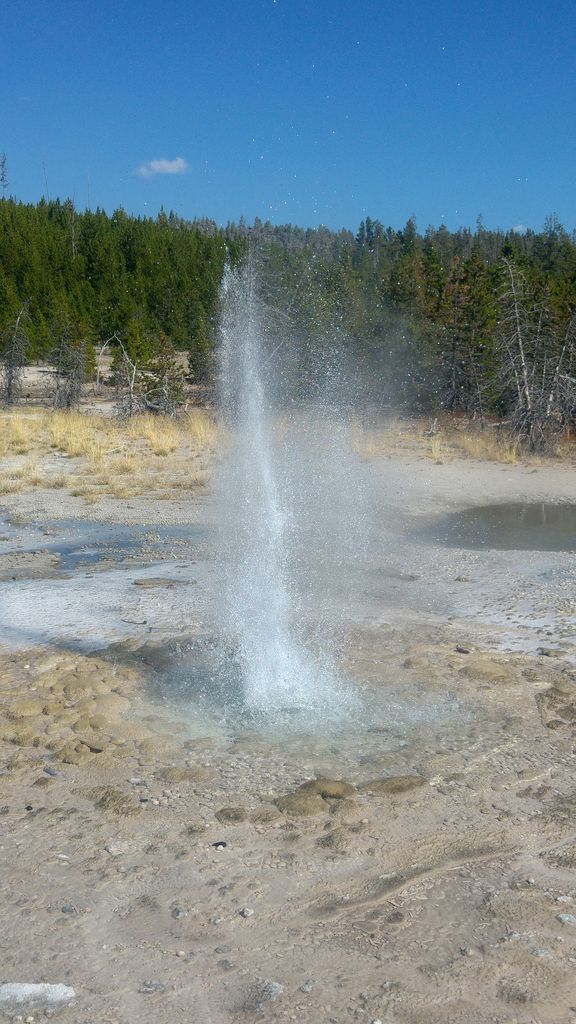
[0, 447, 575, 1023]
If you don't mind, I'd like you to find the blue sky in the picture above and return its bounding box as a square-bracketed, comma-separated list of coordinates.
[2, 0, 575, 232]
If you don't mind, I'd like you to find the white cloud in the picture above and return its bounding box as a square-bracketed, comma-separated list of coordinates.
[512, 223, 526, 234]
[136, 157, 189, 179]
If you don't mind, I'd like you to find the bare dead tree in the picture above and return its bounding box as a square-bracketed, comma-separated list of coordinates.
[95, 332, 121, 393]
[0, 302, 30, 406]
[112, 337, 140, 417]
[51, 316, 87, 409]
[496, 259, 576, 448]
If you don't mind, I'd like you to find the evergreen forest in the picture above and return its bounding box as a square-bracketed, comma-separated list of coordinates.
[2, 194, 576, 444]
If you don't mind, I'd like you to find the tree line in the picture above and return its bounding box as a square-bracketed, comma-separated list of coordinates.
[1, 193, 576, 445]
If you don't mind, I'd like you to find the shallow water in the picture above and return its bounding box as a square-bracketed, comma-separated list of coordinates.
[427, 502, 576, 551]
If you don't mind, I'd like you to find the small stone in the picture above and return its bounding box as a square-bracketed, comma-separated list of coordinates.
[557, 913, 576, 925]
[239, 907, 254, 918]
[61, 903, 77, 915]
[43, 766, 59, 777]
[138, 980, 167, 994]
[299, 979, 315, 993]
[176, 951, 186, 958]
[104, 841, 129, 858]
[217, 959, 235, 971]
[171, 906, 188, 919]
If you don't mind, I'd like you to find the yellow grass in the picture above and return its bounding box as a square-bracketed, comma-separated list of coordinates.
[126, 414, 180, 455]
[350, 414, 559, 465]
[444, 426, 519, 464]
[0, 407, 218, 501]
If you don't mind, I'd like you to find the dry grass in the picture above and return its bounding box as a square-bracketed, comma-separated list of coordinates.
[350, 414, 573, 465]
[0, 407, 217, 502]
[442, 426, 519, 464]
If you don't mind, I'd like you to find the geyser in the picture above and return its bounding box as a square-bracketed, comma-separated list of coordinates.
[216, 257, 356, 720]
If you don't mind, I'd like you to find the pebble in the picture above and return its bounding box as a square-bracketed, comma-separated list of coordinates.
[138, 980, 167, 994]
[239, 907, 254, 918]
[43, 766, 59, 777]
[217, 959, 235, 971]
[104, 842, 129, 858]
[259, 980, 283, 1001]
[557, 913, 576, 925]
[299, 979, 315, 993]
[171, 906, 188, 919]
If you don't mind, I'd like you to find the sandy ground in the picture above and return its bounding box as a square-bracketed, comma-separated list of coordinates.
[1, 443, 576, 1023]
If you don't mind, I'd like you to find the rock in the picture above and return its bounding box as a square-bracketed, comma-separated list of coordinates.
[9, 700, 44, 719]
[239, 907, 254, 918]
[537, 647, 565, 658]
[171, 906, 188, 919]
[557, 913, 576, 925]
[328, 798, 361, 820]
[361, 775, 426, 795]
[104, 841, 130, 857]
[298, 778, 356, 799]
[0, 983, 76, 1015]
[92, 694, 130, 716]
[218, 958, 235, 971]
[275, 791, 327, 817]
[138, 980, 167, 994]
[215, 806, 248, 823]
[275, 777, 355, 816]
[54, 742, 94, 765]
[241, 979, 284, 1012]
[299, 979, 315, 993]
